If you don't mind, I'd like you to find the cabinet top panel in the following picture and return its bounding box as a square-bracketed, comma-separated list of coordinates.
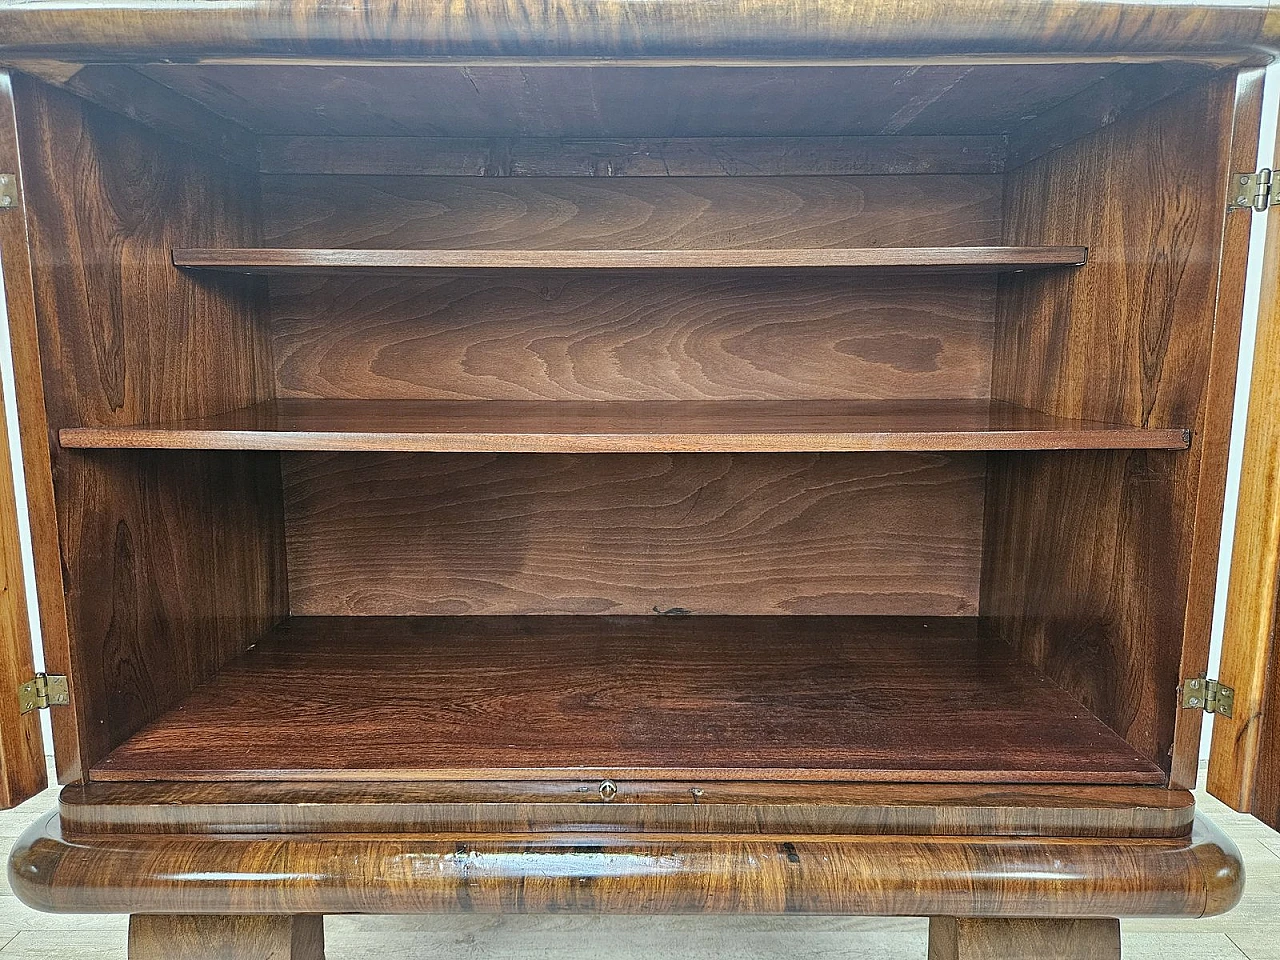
[0, 0, 1276, 60]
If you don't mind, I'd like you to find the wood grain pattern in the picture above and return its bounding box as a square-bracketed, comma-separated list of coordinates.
[56, 781, 1196, 838]
[270, 273, 998, 402]
[8, 812, 1243, 917]
[128, 915, 323, 960]
[1005, 62, 1215, 168]
[58, 400, 1189, 454]
[281, 451, 985, 617]
[91, 616, 1165, 784]
[257, 135, 1009, 177]
[12, 63, 258, 171]
[1206, 68, 1280, 822]
[11, 76, 288, 776]
[0, 72, 52, 807]
[981, 74, 1248, 785]
[0, 3, 1272, 59]
[260, 174, 1003, 251]
[139, 64, 1136, 139]
[176, 246, 1086, 274]
[1253, 583, 1280, 829]
[927, 918, 1120, 960]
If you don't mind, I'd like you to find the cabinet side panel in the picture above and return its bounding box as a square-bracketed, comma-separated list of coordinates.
[12, 77, 287, 773]
[984, 74, 1248, 783]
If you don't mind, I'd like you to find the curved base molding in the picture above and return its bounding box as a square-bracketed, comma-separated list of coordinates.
[9, 813, 1242, 918]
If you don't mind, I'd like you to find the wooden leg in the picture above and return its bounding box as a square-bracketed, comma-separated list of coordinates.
[128, 915, 324, 960]
[928, 918, 1121, 960]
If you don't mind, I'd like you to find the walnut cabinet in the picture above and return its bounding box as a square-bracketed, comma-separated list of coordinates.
[0, 3, 1278, 957]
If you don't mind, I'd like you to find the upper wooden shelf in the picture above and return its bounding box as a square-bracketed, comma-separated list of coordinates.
[172, 246, 1089, 274]
[59, 399, 1189, 454]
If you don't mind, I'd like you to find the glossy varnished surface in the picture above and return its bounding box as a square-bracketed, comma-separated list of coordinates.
[92, 616, 1165, 784]
[6, 812, 1242, 917]
[0, 1, 1273, 58]
[59, 399, 1189, 454]
[58, 781, 1196, 838]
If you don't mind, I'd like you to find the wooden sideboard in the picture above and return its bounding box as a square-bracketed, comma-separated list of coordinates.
[0, 3, 1278, 957]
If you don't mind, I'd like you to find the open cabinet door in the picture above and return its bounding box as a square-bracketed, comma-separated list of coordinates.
[1207, 107, 1280, 828]
[0, 72, 48, 808]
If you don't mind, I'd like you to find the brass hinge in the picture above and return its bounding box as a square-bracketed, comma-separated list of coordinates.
[0, 173, 16, 210]
[17, 673, 68, 714]
[1229, 169, 1275, 212]
[1180, 677, 1234, 717]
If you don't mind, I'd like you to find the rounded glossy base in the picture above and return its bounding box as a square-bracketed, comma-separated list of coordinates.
[8, 812, 1243, 918]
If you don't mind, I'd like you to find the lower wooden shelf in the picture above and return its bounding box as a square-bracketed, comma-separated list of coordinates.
[92, 616, 1166, 786]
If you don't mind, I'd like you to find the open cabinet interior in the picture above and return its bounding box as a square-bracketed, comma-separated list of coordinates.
[7, 59, 1257, 798]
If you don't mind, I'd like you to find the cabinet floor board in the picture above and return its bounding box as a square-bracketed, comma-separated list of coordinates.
[91, 616, 1167, 785]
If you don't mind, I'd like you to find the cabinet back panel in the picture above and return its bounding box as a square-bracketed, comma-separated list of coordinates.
[264, 174, 999, 402]
[284, 452, 984, 617]
[262, 175, 1000, 249]
[271, 273, 994, 402]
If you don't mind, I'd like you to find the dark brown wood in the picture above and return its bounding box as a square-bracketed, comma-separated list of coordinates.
[9, 812, 1243, 917]
[982, 73, 1250, 785]
[14, 63, 258, 170]
[281, 451, 985, 617]
[260, 173, 1003, 251]
[270, 273, 998, 403]
[128, 915, 323, 960]
[58, 399, 1187, 454]
[927, 918, 1120, 960]
[1005, 62, 1217, 168]
[11, 75, 288, 776]
[257, 135, 1009, 177]
[0, 3, 1275, 59]
[91, 615, 1165, 784]
[0, 70, 80, 787]
[57, 781, 1196, 838]
[175, 246, 1087, 274]
[140, 63, 1143, 140]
